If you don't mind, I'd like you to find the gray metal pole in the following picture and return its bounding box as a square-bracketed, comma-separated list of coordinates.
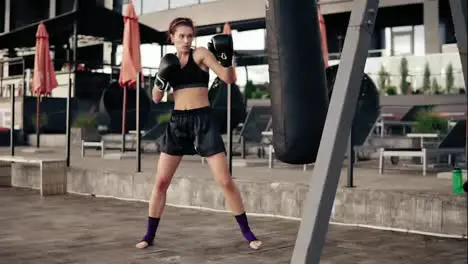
[289, 1, 379, 263]
[347, 125, 355, 188]
[448, 0, 467, 161]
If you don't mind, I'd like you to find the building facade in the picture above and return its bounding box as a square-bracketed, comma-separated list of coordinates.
[1, 0, 465, 92]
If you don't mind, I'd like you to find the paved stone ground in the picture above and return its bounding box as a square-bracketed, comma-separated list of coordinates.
[1, 187, 466, 264]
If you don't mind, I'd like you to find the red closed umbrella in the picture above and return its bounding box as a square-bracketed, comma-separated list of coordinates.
[32, 22, 58, 148]
[317, 5, 329, 68]
[119, 2, 142, 152]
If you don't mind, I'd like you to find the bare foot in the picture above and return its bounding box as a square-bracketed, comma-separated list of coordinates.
[249, 240, 263, 250]
[135, 240, 151, 249]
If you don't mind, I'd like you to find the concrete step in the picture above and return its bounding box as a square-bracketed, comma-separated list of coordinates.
[437, 170, 467, 181]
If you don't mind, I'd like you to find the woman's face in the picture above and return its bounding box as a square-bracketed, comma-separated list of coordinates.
[171, 25, 194, 53]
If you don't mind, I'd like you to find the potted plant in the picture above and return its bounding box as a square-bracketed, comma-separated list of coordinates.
[71, 112, 99, 145]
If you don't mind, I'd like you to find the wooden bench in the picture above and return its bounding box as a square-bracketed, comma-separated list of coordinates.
[0, 156, 67, 196]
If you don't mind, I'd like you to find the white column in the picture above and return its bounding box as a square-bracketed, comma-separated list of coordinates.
[4, 0, 10, 32]
[49, 0, 56, 18]
[104, 0, 114, 9]
[424, 0, 441, 53]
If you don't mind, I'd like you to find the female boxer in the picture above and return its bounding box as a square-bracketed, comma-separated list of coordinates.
[135, 17, 262, 251]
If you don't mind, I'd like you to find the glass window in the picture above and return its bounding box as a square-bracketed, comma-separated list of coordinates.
[392, 33, 412, 56]
[141, 44, 163, 70]
[142, 0, 169, 13]
[122, 0, 142, 15]
[169, 0, 198, 9]
[385, 26, 415, 56]
[232, 29, 266, 50]
[194, 34, 215, 49]
[413, 25, 425, 56]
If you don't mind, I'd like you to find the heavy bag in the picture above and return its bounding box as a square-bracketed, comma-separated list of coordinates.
[208, 77, 247, 134]
[266, 0, 329, 164]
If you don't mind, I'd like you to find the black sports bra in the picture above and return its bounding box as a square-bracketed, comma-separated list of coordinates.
[171, 49, 209, 91]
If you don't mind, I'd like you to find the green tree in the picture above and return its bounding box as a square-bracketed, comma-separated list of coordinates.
[378, 65, 389, 91]
[422, 62, 431, 93]
[244, 80, 255, 99]
[445, 63, 454, 93]
[400, 57, 410, 94]
[431, 77, 440, 94]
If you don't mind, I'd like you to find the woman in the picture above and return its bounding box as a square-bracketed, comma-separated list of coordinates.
[136, 17, 262, 251]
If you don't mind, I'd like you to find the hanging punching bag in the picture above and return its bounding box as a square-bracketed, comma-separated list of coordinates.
[266, 0, 329, 164]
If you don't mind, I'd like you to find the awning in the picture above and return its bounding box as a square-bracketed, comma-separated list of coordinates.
[194, 18, 265, 36]
[235, 50, 267, 66]
[0, 4, 166, 51]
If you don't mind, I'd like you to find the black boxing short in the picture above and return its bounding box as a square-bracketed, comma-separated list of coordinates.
[158, 106, 226, 157]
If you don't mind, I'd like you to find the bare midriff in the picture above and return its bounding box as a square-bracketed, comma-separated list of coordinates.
[173, 87, 210, 110]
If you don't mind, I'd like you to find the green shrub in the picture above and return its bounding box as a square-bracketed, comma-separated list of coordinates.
[73, 113, 97, 128]
[31, 113, 48, 129]
[386, 86, 397, 95]
[413, 111, 448, 134]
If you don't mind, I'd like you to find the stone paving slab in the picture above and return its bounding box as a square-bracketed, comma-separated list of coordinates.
[0, 187, 466, 264]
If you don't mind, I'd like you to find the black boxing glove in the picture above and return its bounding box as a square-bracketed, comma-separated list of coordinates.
[155, 53, 181, 92]
[208, 34, 234, 67]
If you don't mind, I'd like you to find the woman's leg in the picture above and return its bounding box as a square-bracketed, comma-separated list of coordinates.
[205, 152, 262, 250]
[136, 153, 182, 249]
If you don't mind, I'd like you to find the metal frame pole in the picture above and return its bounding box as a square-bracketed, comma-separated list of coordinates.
[347, 124, 355, 188]
[289, 1, 379, 263]
[448, 0, 467, 162]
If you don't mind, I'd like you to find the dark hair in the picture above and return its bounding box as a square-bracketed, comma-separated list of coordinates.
[168, 17, 195, 41]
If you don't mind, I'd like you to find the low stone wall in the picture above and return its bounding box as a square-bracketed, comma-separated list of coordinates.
[6, 165, 467, 237]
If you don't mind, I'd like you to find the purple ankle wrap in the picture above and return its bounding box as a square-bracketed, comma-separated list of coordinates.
[142, 216, 160, 244]
[235, 212, 257, 242]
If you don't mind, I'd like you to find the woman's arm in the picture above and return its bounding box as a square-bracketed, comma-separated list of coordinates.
[198, 47, 236, 84]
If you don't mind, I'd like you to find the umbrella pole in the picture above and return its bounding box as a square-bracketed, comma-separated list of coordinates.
[227, 83, 232, 176]
[136, 74, 141, 172]
[66, 12, 78, 167]
[121, 86, 127, 152]
[36, 96, 40, 148]
[66, 74, 72, 166]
